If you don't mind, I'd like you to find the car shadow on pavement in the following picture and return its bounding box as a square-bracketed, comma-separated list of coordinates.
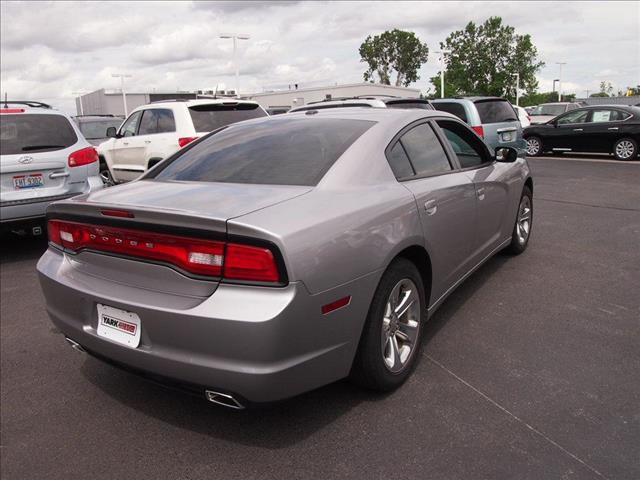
[79, 250, 512, 449]
[0, 234, 48, 265]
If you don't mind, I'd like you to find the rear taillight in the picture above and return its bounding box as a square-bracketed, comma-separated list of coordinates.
[68, 147, 98, 167]
[178, 137, 197, 148]
[0, 108, 25, 113]
[471, 126, 484, 138]
[47, 220, 284, 284]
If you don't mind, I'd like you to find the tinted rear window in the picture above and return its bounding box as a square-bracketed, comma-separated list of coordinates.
[0, 114, 77, 155]
[153, 117, 374, 186]
[188, 103, 267, 132]
[78, 119, 122, 139]
[474, 100, 518, 124]
[385, 101, 433, 110]
[433, 103, 468, 122]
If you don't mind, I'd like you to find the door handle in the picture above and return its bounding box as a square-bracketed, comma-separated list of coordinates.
[607, 127, 619, 131]
[573, 128, 583, 132]
[144, 140, 151, 144]
[123, 142, 129, 146]
[49, 172, 70, 179]
[424, 200, 437, 215]
[477, 187, 486, 201]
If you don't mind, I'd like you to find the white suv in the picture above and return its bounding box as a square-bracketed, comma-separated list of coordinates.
[98, 99, 268, 183]
[1, 101, 103, 235]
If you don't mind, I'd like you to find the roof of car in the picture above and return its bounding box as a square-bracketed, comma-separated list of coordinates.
[432, 96, 507, 103]
[73, 115, 123, 121]
[279, 106, 455, 125]
[146, 98, 260, 107]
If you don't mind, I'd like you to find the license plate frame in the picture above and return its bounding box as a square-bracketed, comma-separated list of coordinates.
[13, 173, 44, 189]
[96, 304, 141, 349]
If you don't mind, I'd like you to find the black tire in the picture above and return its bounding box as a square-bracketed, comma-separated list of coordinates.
[525, 136, 543, 157]
[613, 137, 638, 161]
[99, 156, 115, 186]
[350, 258, 426, 391]
[505, 185, 533, 255]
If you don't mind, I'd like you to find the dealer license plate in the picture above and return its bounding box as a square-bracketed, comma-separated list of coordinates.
[96, 304, 141, 348]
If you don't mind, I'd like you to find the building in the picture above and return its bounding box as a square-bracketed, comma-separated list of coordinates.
[75, 89, 238, 116]
[574, 95, 640, 106]
[244, 83, 421, 113]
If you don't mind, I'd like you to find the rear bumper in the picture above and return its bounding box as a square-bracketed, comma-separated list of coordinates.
[37, 247, 378, 402]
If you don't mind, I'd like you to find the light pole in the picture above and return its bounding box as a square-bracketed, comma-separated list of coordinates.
[553, 79, 560, 94]
[112, 73, 132, 116]
[220, 33, 250, 95]
[435, 50, 451, 98]
[72, 91, 85, 115]
[512, 73, 520, 106]
[555, 62, 566, 101]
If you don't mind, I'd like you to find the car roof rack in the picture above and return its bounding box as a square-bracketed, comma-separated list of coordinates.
[148, 99, 193, 104]
[73, 114, 119, 117]
[2, 100, 52, 109]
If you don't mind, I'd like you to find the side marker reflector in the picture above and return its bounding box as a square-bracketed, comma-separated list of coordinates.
[322, 296, 351, 315]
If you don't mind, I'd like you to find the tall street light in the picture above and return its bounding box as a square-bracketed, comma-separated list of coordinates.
[556, 62, 566, 101]
[435, 49, 451, 98]
[220, 33, 250, 95]
[112, 73, 132, 116]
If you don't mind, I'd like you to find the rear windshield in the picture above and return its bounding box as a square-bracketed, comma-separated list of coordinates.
[153, 117, 375, 186]
[474, 100, 518, 124]
[188, 103, 267, 132]
[78, 119, 122, 139]
[385, 101, 433, 110]
[0, 114, 77, 155]
[432, 103, 468, 122]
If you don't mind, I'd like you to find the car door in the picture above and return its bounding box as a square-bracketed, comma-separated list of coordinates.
[581, 109, 631, 153]
[111, 110, 144, 182]
[136, 108, 178, 169]
[543, 109, 590, 152]
[387, 121, 477, 302]
[435, 119, 513, 262]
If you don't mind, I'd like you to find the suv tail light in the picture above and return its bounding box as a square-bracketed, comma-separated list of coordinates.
[471, 126, 484, 138]
[0, 108, 25, 113]
[48, 220, 284, 284]
[178, 137, 197, 148]
[68, 147, 98, 167]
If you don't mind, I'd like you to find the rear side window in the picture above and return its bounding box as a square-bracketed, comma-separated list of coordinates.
[398, 123, 451, 177]
[0, 114, 77, 155]
[153, 117, 374, 186]
[189, 103, 267, 132]
[474, 100, 518, 124]
[589, 109, 632, 123]
[138, 109, 176, 135]
[386, 142, 414, 179]
[433, 103, 468, 122]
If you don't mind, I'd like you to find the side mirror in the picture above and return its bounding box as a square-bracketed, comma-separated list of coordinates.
[495, 147, 518, 163]
[106, 127, 117, 138]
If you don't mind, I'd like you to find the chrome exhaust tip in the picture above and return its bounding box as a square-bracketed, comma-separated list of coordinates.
[205, 390, 245, 410]
[65, 337, 86, 353]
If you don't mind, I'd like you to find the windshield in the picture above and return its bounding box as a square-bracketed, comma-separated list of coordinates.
[78, 119, 122, 139]
[0, 114, 77, 155]
[152, 117, 375, 186]
[532, 104, 567, 116]
[188, 103, 267, 132]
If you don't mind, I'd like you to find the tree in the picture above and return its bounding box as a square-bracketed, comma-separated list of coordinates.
[359, 29, 429, 87]
[598, 81, 614, 96]
[430, 17, 544, 100]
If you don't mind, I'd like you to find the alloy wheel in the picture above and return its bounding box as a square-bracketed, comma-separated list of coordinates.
[381, 278, 421, 373]
[615, 140, 635, 160]
[516, 195, 532, 244]
[526, 138, 541, 156]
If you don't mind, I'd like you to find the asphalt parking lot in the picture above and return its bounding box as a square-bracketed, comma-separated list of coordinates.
[1, 155, 639, 480]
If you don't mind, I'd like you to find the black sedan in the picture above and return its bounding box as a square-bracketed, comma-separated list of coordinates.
[524, 105, 640, 160]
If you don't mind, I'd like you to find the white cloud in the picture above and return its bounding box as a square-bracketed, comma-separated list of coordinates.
[1, 1, 638, 113]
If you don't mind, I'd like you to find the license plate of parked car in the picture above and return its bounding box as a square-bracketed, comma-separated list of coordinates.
[96, 304, 141, 349]
[13, 173, 44, 189]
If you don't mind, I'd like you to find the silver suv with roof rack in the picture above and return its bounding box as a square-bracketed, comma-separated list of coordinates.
[288, 95, 433, 113]
[1, 101, 103, 236]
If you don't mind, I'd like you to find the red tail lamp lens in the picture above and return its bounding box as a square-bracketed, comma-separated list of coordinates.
[68, 147, 98, 167]
[178, 137, 197, 148]
[224, 244, 280, 283]
[471, 126, 484, 138]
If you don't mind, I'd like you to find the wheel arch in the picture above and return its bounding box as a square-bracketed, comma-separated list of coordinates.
[393, 245, 433, 308]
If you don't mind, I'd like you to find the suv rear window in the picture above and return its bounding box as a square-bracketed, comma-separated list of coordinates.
[153, 117, 374, 186]
[188, 103, 267, 132]
[433, 103, 468, 122]
[474, 100, 518, 124]
[0, 114, 77, 155]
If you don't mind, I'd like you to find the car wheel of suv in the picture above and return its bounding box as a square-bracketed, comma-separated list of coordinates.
[506, 186, 533, 255]
[351, 258, 425, 391]
[525, 136, 543, 156]
[613, 138, 638, 161]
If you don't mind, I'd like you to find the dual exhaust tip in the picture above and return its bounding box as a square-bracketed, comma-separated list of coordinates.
[64, 337, 245, 410]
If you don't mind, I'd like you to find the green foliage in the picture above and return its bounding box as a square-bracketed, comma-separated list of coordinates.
[431, 16, 544, 100]
[599, 81, 614, 96]
[590, 92, 610, 97]
[359, 29, 429, 87]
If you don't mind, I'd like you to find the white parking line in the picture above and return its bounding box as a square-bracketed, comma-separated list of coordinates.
[531, 156, 640, 165]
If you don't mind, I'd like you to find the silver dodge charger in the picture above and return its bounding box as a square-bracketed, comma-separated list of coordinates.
[37, 108, 533, 409]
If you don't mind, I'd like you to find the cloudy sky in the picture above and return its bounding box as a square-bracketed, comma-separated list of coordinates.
[1, 0, 638, 113]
